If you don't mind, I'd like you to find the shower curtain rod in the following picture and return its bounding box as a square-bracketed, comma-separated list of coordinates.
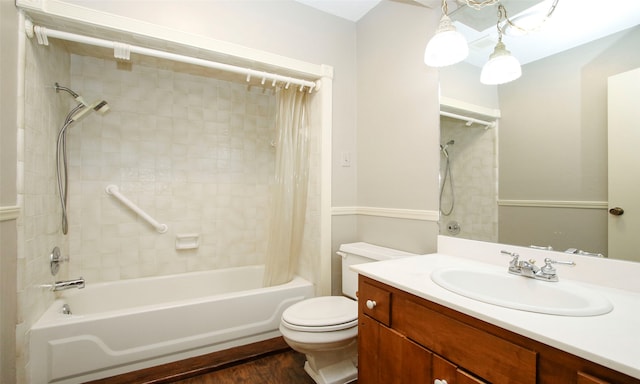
[440, 110, 496, 129]
[25, 21, 320, 92]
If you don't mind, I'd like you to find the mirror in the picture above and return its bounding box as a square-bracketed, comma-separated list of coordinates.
[437, 1, 640, 261]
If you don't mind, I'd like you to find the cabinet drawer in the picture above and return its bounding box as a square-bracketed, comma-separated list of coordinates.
[394, 295, 537, 383]
[359, 278, 391, 326]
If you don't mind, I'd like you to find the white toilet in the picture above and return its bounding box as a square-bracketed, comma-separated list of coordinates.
[279, 242, 416, 384]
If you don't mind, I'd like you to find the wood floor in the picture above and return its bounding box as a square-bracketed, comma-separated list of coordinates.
[170, 349, 316, 384]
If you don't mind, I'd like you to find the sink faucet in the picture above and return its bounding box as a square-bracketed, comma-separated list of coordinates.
[51, 277, 85, 291]
[501, 251, 575, 282]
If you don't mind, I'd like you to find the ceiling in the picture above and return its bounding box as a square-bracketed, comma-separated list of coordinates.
[293, 0, 385, 21]
[293, 0, 640, 66]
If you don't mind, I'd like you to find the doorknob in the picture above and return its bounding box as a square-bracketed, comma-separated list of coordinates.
[609, 207, 624, 216]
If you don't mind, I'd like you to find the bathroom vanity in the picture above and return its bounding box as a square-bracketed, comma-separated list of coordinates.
[352, 238, 640, 384]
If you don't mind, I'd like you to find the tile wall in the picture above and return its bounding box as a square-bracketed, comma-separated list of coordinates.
[65, 53, 278, 282]
[18, 39, 69, 382]
[440, 117, 498, 242]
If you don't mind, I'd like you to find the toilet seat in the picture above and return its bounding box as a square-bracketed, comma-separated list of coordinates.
[281, 296, 358, 332]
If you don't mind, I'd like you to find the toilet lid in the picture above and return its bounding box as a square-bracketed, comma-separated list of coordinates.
[282, 296, 358, 332]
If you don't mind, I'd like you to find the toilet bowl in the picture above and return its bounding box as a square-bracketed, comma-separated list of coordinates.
[280, 242, 416, 384]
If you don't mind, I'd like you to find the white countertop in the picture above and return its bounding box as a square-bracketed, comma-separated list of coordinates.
[351, 239, 640, 380]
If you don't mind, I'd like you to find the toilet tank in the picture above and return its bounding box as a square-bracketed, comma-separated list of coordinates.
[338, 242, 417, 299]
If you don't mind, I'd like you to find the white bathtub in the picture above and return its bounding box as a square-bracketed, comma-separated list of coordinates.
[30, 265, 314, 384]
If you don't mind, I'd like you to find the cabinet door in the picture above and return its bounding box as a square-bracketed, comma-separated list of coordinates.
[359, 314, 380, 383]
[433, 354, 488, 384]
[359, 314, 432, 384]
[577, 372, 611, 384]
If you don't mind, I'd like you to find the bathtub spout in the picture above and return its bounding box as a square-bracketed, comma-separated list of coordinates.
[52, 277, 85, 291]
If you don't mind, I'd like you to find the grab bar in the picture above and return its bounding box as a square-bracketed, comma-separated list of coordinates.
[105, 184, 168, 233]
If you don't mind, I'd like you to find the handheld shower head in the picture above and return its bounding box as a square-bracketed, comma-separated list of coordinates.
[440, 140, 455, 159]
[69, 100, 110, 123]
[55, 83, 110, 122]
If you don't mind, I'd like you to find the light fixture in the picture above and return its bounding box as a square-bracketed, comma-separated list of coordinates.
[502, 0, 559, 36]
[424, 0, 468, 67]
[480, 5, 521, 85]
[425, 0, 559, 84]
[480, 40, 521, 84]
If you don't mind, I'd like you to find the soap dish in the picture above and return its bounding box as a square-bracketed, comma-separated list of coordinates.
[175, 233, 200, 250]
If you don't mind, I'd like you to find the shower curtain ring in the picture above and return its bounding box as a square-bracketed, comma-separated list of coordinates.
[114, 42, 131, 61]
[34, 26, 49, 46]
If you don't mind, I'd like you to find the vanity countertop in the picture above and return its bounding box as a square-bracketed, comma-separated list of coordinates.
[351, 250, 640, 379]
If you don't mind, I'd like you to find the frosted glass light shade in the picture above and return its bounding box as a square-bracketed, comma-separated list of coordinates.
[424, 15, 469, 67]
[480, 41, 522, 85]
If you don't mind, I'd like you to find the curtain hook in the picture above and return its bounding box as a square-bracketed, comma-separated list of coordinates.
[34, 26, 49, 46]
[246, 74, 251, 83]
[113, 42, 131, 61]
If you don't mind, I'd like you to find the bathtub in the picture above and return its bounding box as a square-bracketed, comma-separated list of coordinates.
[30, 265, 314, 384]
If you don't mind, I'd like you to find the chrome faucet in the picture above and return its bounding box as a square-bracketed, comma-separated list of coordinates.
[501, 250, 575, 282]
[51, 277, 85, 291]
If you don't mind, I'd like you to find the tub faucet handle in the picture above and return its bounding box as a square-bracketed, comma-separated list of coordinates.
[50, 246, 69, 276]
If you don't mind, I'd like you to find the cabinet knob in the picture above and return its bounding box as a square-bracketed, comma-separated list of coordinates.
[366, 300, 377, 309]
[434, 380, 448, 384]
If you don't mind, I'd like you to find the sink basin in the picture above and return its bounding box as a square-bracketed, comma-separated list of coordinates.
[431, 267, 613, 316]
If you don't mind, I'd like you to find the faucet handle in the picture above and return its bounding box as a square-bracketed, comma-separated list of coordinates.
[538, 258, 576, 281]
[543, 258, 576, 268]
[501, 250, 519, 259]
[501, 250, 520, 273]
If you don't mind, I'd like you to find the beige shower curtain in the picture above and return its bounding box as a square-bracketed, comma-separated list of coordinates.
[263, 87, 311, 287]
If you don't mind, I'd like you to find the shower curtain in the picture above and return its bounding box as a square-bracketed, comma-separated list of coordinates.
[263, 87, 311, 287]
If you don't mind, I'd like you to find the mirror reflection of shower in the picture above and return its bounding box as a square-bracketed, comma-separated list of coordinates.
[439, 140, 455, 216]
[438, 102, 499, 242]
[55, 83, 110, 234]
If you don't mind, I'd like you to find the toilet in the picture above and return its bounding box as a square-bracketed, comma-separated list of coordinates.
[279, 242, 416, 384]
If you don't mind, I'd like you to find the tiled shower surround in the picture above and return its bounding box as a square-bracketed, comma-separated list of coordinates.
[440, 117, 498, 242]
[65, 54, 278, 282]
[19, 37, 322, 383]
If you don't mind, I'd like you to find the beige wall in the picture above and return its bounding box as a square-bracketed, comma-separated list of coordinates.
[0, 1, 19, 383]
[498, 26, 640, 254]
[355, 1, 441, 254]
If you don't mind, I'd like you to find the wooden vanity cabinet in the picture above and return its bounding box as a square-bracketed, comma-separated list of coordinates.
[358, 275, 640, 384]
